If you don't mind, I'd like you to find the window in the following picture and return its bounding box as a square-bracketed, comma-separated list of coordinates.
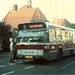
[73, 31, 75, 40]
[69, 31, 73, 40]
[49, 29, 56, 42]
[44, 31, 49, 42]
[65, 30, 69, 40]
[56, 28, 61, 40]
[61, 29, 65, 40]
[17, 30, 47, 43]
[16, 37, 23, 43]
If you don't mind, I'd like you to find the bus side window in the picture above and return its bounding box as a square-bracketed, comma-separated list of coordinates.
[69, 31, 73, 40]
[61, 29, 65, 40]
[73, 31, 75, 40]
[65, 30, 69, 40]
[56, 27, 61, 40]
[49, 29, 56, 43]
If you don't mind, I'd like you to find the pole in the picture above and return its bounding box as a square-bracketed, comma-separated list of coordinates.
[55, 0, 57, 25]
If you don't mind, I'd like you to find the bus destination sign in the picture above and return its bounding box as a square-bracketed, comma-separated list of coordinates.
[18, 23, 46, 30]
[28, 24, 44, 29]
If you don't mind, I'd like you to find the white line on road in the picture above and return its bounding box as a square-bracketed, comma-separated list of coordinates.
[1, 71, 14, 75]
[25, 65, 34, 69]
[0, 65, 6, 67]
[49, 60, 75, 73]
[62, 60, 75, 68]
[7, 62, 16, 65]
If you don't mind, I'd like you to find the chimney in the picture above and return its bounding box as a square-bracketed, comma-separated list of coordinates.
[27, 0, 32, 7]
[13, 4, 18, 11]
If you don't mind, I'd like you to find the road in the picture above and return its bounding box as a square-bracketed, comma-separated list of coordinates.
[0, 51, 75, 75]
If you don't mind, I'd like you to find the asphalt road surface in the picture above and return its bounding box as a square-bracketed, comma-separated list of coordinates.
[0, 51, 75, 75]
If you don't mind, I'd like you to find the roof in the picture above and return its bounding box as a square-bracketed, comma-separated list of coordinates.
[2, 5, 48, 30]
[52, 18, 71, 27]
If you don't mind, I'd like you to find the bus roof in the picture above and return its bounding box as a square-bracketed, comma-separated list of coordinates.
[45, 22, 75, 31]
[18, 21, 75, 31]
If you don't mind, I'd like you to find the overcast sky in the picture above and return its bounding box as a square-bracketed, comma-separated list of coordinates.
[0, 0, 75, 23]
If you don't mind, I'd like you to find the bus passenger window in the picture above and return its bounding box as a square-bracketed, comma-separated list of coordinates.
[73, 31, 75, 40]
[56, 28, 61, 40]
[65, 30, 69, 40]
[61, 29, 65, 40]
[49, 29, 56, 42]
[69, 31, 73, 40]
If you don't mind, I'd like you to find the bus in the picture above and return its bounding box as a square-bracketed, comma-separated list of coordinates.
[9, 21, 75, 62]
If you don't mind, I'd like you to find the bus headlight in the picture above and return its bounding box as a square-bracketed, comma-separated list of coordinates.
[38, 50, 43, 55]
[44, 46, 48, 49]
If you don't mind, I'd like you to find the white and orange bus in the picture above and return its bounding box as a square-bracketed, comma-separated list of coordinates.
[9, 21, 75, 62]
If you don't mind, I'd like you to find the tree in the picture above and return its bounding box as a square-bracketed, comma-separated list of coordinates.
[69, 23, 75, 29]
[0, 22, 12, 51]
[0, 22, 12, 37]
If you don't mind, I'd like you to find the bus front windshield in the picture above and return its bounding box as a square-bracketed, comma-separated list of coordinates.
[16, 30, 48, 43]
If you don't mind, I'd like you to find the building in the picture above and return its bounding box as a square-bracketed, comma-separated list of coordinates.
[2, 0, 48, 31]
[52, 18, 71, 27]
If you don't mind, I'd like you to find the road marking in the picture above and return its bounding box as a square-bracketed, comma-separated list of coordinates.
[62, 60, 75, 68]
[25, 65, 34, 69]
[0, 65, 6, 67]
[1, 71, 14, 75]
[49, 60, 75, 73]
[7, 62, 16, 65]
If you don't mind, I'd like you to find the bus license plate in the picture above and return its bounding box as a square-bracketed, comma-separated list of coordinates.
[25, 56, 33, 58]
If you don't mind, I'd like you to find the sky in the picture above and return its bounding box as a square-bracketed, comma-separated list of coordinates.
[0, 0, 75, 23]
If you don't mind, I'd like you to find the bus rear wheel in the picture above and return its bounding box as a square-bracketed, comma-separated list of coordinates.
[57, 49, 63, 61]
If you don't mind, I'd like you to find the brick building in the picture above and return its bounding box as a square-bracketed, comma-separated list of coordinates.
[2, 0, 48, 31]
[52, 18, 71, 27]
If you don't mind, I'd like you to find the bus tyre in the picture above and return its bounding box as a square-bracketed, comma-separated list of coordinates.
[57, 49, 62, 61]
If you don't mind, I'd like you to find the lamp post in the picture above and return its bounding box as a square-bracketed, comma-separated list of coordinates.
[55, 0, 57, 25]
